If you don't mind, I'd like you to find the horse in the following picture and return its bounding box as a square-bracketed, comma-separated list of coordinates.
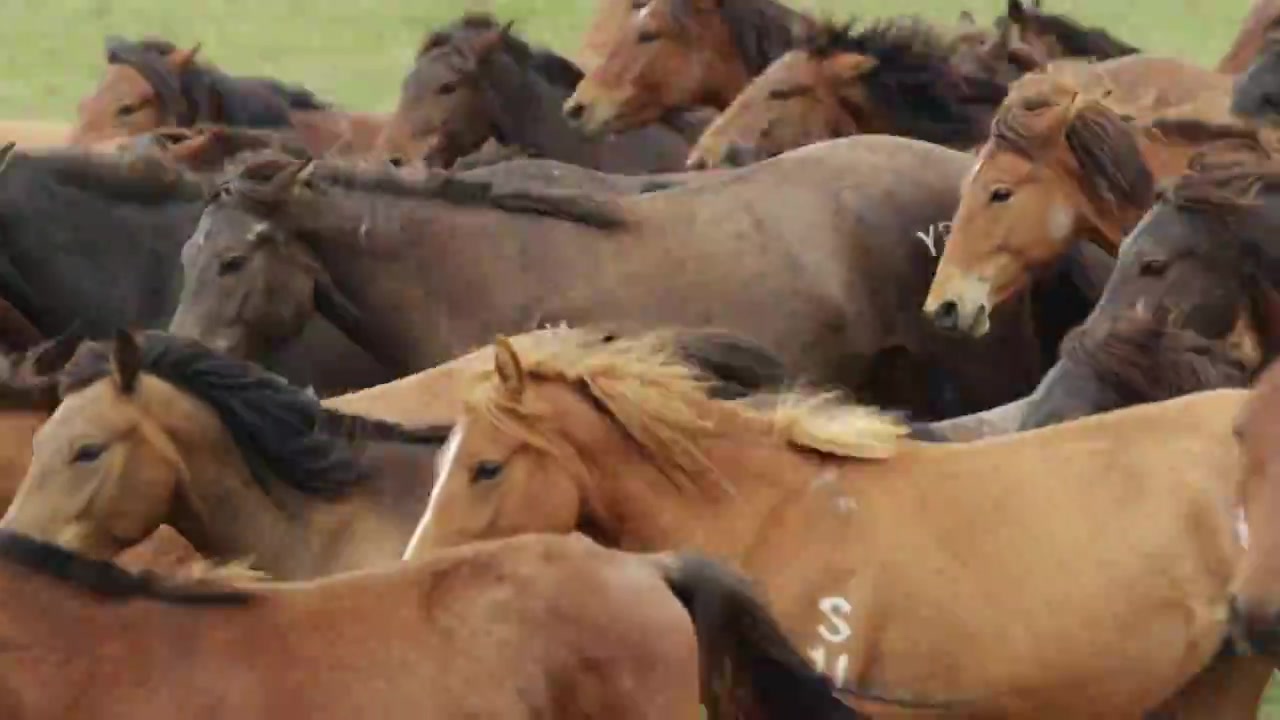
[69, 36, 384, 156]
[112, 125, 314, 173]
[686, 17, 1011, 169]
[0, 144, 392, 396]
[1232, 15, 1280, 125]
[1219, 0, 1280, 75]
[948, 9, 1050, 86]
[1000, 0, 1139, 62]
[563, 0, 811, 136]
[922, 73, 1263, 338]
[377, 14, 694, 174]
[0, 119, 73, 149]
[166, 138, 1059, 421]
[0, 528, 863, 719]
[402, 329, 1258, 716]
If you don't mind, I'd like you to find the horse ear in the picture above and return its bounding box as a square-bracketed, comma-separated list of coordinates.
[0, 141, 15, 177]
[826, 53, 879, 83]
[169, 43, 202, 70]
[111, 329, 142, 394]
[264, 157, 315, 198]
[28, 323, 83, 377]
[957, 10, 976, 27]
[1007, 0, 1026, 22]
[493, 336, 526, 399]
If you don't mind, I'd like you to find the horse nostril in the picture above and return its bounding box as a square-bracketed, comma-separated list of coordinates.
[686, 155, 707, 171]
[388, 156, 406, 168]
[565, 102, 585, 121]
[932, 300, 960, 332]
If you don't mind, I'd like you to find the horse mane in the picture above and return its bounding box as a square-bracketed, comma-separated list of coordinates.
[421, 13, 585, 89]
[8, 147, 206, 205]
[466, 331, 903, 494]
[671, 0, 807, 75]
[58, 331, 442, 500]
[226, 150, 628, 230]
[1008, 6, 1139, 59]
[1060, 310, 1251, 403]
[990, 77, 1154, 213]
[0, 530, 253, 605]
[1158, 145, 1280, 214]
[104, 36, 331, 127]
[802, 17, 1005, 146]
[1145, 118, 1268, 150]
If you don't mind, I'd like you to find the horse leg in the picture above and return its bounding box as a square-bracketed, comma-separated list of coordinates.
[1143, 654, 1272, 719]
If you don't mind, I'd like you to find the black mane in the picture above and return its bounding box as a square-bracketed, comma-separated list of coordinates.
[1009, 7, 1139, 60]
[804, 18, 1006, 147]
[104, 36, 332, 128]
[0, 530, 252, 605]
[671, 0, 807, 75]
[59, 331, 443, 499]
[421, 13, 585, 90]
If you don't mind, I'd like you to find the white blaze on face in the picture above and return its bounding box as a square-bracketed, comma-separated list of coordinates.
[402, 421, 466, 560]
[1237, 506, 1250, 550]
[1047, 202, 1075, 242]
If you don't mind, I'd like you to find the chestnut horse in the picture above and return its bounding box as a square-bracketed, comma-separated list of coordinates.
[564, 0, 811, 136]
[1001, 0, 1139, 62]
[377, 14, 693, 173]
[687, 18, 1011, 169]
[923, 73, 1261, 337]
[404, 330, 1257, 717]
[0, 528, 864, 720]
[70, 37, 384, 156]
[1219, 0, 1280, 75]
[1230, 356, 1280, 657]
[168, 139, 1053, 420]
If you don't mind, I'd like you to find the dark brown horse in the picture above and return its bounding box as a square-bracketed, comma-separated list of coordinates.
[688, 17, 1011, 169]
[564, 0, 812, 135]
[0, 528, 866, 719]
[1001, 0, 1139, 62]
[70, 37, 384, 156]
[1232, 16, 1280, 124]
[169, 138, 1059, 420]
[377, 14, 694, 173]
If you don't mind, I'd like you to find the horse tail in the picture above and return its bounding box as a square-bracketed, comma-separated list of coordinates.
[656, 553, 863, 719]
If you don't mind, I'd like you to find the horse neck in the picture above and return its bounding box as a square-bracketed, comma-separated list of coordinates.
[1060, 142, 1154, 253]
[480, 52, 599, 167]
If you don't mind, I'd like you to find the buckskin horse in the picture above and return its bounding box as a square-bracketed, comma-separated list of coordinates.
[0, 528, 864, 719]
[377, 14, 693, 173]
[69, 36, 385, 156]
[922, 73, 1265, 338]
[687, 17, 1011, 169]
[402, 330, 1260, 717]
[168, 138, 1058, 420]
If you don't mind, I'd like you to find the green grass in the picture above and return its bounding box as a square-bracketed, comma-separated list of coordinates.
[1, 0, 1274, 715]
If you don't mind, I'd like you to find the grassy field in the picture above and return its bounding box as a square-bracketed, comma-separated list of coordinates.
[0, 0, 1251, 119]
[2, 0, 1275, 715]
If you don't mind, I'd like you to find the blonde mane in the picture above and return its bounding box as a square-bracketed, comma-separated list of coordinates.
[465, 331, 904, 492]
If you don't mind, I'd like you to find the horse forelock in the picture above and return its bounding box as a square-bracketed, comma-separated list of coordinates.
[104, 40, 187, 122]
[668, 0, 804, 74]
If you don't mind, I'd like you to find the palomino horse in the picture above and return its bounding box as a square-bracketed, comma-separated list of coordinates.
[1230, 356, 1280, 656]
[563, 0, 811, 136]
[1001, 0, 1139, 62]
[1219, 0, 1280, 74]
[404, 330, 1256, 717]
[0, 120, 73, 149]
[922, 73, 1262, 337]
[69, 37, 384, 156]
[168, 138, 1054, 420]
[1232, 15, 1280, 124]
[687, 18, 1011, 169]
[0, 529, 863, 720]
[376, 14, 693, 173]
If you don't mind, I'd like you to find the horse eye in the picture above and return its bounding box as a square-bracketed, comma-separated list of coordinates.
[115, 103, 138, 118]
[472, 460, 504, 483]
[438, 81, 458, 96]
[71, 443, 108, 464]
[989, 187, 1013, 203]
[218, 255, 249, 276]
[1139, 257, 1168, 277]
[637, 29, 661, 44]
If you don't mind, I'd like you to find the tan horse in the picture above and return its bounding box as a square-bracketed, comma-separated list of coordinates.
[1219, 0, 1280, 74]
[922, 72, 1261, 337]
[404, 331, 1256, 717]
[0, 528, 863, 720]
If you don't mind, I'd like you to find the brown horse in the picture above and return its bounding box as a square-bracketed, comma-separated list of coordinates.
[377, 14, 694, 173]
[167, 138, 1052, 420]
[1230, 356, 1280, 657]
[0, 528, 865, 720]
[948, 9, 1049, 85]
[563, 0, 811, 136]
[1001, 0, 1139, 62]
[113, 125, 313, 173]
[923, 73, 1260, 337]
[1232, 15, 1280, 124]
[1219, 0, 1280, 74]
[70, 37, 384, 156]
[404, 330, 1255, 716]
[687, 17, 1011, 169]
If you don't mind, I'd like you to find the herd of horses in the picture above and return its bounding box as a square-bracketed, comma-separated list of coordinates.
[9, 0, 1280, 717]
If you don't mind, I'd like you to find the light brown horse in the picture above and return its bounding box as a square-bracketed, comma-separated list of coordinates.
[168, 138, 1051, 420]
[687, 17, 1011, 169]
[1219, 0, 1280, 74]
[69, 37, 384, 156]
[1230, 357, 1280, 657]
[0, 528, 866, 720]
[564, 0, 811, 136]
[404, 331, 1257, 717]
[922, 73, 1261, 337]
